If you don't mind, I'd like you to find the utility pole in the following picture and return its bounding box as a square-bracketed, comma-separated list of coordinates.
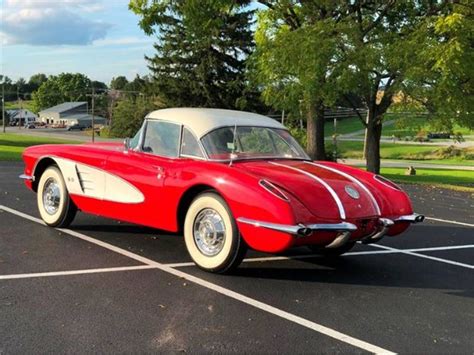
[91, 86, 95, 143]
[2, 84, 5, 133]
[17, 86, 21, 129]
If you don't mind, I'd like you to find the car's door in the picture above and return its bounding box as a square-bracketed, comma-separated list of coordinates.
[103, 119, 187, 230]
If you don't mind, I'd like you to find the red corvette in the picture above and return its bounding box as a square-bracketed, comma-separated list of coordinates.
[21, 108, 424, 273]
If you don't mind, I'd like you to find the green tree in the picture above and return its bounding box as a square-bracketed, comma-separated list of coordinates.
[92, 80, 108, 91]
[0, 76, 16, 101]
[110, 96, 157, 137]
[336, 1, 465, 173]
[404, 2, 473, 131]
[110, 76, 129, 90]
[129, 0, 255, 109]
[28, 73, 48, 93]
[32, 73, 92, 112]
[252, 3, 345, 160]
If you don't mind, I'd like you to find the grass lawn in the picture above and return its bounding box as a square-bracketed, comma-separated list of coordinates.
[335, 140, 473, 165]
[327, 115, 473, 141]
[382, 114, 473, 138]
[0, 133, 79, 161]
[381, 167, 474, 191]
[325, 116, 365, 137]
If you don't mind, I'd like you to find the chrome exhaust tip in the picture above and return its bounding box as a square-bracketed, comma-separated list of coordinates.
[415, 214, 425, 223]
[297, 227, 313, 237]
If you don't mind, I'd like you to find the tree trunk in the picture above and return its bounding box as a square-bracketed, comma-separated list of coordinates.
[365, 108, 383, 174]
[306, 101, 326, 161]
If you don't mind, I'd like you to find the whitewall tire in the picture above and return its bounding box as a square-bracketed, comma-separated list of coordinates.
[37, 166, 77, 227]
[184, 192, 247, 273]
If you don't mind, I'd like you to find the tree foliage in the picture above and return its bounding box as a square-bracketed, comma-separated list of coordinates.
[110, 76, 129, 90]
[32, 73, 92, 112]
[402, 2, 474, 130]
[253, 1, 473, 172]
[251, 3, 346, 160]
[129, 0, 257, 110]
[110, 96, 158, 138]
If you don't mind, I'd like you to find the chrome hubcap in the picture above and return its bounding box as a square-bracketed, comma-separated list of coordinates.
[193, 208, 226, 256]
[42, 177, 61, 215]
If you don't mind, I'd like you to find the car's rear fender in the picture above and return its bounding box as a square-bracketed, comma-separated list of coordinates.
[174, 164, 298, 253]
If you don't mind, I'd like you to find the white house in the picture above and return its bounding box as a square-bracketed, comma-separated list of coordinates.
[7, 109, 38, 125]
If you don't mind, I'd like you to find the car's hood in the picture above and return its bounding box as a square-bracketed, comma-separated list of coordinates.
[234, 160, 379, 220]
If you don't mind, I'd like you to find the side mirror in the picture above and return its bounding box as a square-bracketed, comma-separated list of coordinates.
[123, 137, 130, 151]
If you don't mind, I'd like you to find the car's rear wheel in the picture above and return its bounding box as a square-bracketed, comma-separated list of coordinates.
[37, 166, 77, 227]
[307, 241, 356, 257]
[184, 192, 247, 273]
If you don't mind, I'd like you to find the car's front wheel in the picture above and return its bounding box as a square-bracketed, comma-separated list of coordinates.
[37, 166, 77, 227]
[184, 192, 247, 273]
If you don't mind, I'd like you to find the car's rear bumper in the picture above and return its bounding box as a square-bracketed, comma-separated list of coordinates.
[237, 213, 424, 248]
[237, 217, 357, 236]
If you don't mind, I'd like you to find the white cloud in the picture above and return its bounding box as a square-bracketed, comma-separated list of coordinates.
[1, 0, 110, 46]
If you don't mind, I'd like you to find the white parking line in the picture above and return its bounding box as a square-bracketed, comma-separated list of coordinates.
[369, 244, 474, 270]
[165, 245, 474, 268]
[165, 250, 397, 268]
[425, 217, 474, 227]
[0, 204, 394, 355]
[0, 265, 157, 280]
[406, 244, 474, 252]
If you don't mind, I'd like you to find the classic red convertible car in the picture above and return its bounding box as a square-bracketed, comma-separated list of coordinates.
[21, 108, 424, 273]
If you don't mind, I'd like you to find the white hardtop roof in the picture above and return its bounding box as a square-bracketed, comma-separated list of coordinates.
[146, 108, 285, 138]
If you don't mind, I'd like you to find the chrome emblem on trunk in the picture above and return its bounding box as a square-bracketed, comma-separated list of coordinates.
[345, 185, 360, 199]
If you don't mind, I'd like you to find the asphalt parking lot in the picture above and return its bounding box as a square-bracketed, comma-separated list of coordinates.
[1, 161, 473, 354]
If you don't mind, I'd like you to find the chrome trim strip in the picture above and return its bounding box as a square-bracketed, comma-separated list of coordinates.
[237, 217, 357, 235]
[269, 162, 346, 220]
[394, 213, 425, 223]
[305, 222, 358, 231]
[237, 218, 300, 234]
[305, 162, 381, 215]
[19, 174, 35, 181]
[373, 175, 402, 191]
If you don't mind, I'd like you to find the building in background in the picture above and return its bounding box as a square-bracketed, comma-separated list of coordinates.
[39, 102, 105, 127]
[6, 109, 38, 126]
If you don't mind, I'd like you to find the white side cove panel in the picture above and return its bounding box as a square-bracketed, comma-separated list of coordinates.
[54, 157, 144, 204]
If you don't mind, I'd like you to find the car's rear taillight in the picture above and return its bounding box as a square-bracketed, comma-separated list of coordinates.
[259, 179, 289, 201]
[374, 175, 402, 191]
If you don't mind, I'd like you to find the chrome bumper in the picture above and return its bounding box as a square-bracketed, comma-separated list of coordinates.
[237, 217, 357, 237]
[19, 174, 35, 181]
[238, 212, 424, 248]
[362, 213, 425, 244]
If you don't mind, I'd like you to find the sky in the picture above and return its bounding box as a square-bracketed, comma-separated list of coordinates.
[0, 0, 156, 85]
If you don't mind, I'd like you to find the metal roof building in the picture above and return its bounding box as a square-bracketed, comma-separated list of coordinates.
[39, 102, 105, 127]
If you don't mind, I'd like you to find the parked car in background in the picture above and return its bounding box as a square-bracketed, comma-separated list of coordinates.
[67, 124, 86, 131]
[20, 108, 424, 273]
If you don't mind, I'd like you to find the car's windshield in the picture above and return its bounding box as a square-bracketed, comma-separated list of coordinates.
[201, 126, 309, 161]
